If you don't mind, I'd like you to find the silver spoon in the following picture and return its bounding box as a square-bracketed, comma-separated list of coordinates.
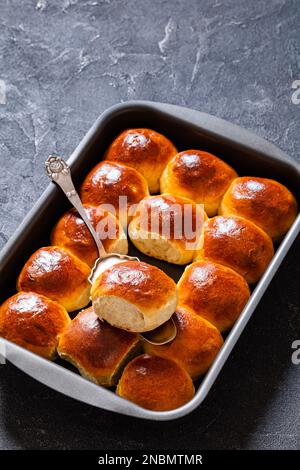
[45, 155, 177, 345]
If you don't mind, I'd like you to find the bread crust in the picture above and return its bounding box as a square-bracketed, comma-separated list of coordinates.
[0, 291, 70, 360]
[58, 307, 140, 387]
[117, 354, 195, 411]
[144, 306, 223, 378]
[220, 177, 298, 240]
[17, 246, 91, 312]
[80, 161, 149, 225]
[91, 261, 178, 332]
[195, 216, 274, 284]
[51, 204, 128, 267]
[104, 128, 177, 193]
[160, 150, 237, 216]
[92, 261, 176, 311]
[128, 193, 207, 264]
[178, 261, 250, 331]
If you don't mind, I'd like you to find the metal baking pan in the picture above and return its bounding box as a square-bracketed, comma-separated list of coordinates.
[1, 101, 299, 421]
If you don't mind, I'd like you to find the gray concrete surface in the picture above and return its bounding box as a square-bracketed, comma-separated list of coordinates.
[0, 0, 299, 450]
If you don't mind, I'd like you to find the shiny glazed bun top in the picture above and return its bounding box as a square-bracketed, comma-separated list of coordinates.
[130, 193, 206, 244]
[220, 176, 298, 240]
[178, 260, 250, 331]
[160, 150, 237, 216]
[80, 161, 149, 226]
[128, 193, 207, 265]
[51, 204, 128, 267]
[17, 246, 91, 312]
[104, 128, 178, 193]
[91, 261, 178, 332]
[117, 354, 195, 411]
[144, 305, 223, 379]
[0, 291, 70, 360]
[195, 216, 274, 284]
[57, 306, 139, 387]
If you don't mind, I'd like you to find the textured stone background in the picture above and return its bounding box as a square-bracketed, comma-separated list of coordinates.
[0, 0, 299, 450]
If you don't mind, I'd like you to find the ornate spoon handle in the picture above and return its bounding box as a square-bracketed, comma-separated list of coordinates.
[45, 155, 107, 259]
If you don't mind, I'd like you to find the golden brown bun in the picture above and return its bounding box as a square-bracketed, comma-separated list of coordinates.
[160, 150, 237, 216]
[104, 128, 177, 193]
[91, 261, 178, 333]
[57, 307, 140, 387]
[144, 306, 223, 379]
[117, 354, 195, 411]
[17, 246, 91, 312]
[51, 204, 128, 267]
[195, 216, 274, 284]
[80, 161, 149, 226]
[0, 292, 70, 360]
[219, 177, 298, 240]
[178, 261, 250, 331]
[128, 194, 207, 265]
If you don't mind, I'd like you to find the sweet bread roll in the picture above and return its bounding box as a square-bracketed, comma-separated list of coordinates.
[160, 150, 237, 216]
[0, 292, 70, 360]
[104, 128, 177, 193]
[178, 261, 250, 331]
[219, 177, 298, 240]
[195, 216, 274, 284]
[128, 194, 207, 265]
[51, 204, 128, 267]
[17, 246, 91, 312]
[144, 306, 223, 379]
[117, 354, 195, 411]
[57, 307, 140, 387]
[80, 161, 149, 227]
[91, 261, 178, 333]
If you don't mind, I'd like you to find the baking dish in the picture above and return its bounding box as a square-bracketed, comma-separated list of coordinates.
[0, 100, 299, 421]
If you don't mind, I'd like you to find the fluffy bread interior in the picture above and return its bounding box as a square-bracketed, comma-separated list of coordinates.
[93, 292, 177, 333]
[128, 223, 194, 265]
